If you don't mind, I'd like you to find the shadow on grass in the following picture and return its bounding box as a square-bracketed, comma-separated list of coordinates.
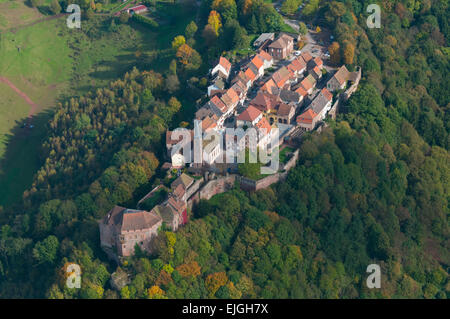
[0, 109, 53, 207]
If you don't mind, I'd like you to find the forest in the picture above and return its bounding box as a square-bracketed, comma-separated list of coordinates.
[0, 0, 448, 298]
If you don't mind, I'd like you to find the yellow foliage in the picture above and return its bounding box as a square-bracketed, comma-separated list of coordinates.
[147, 285, 167, 299]
[171, 35, 186, 50]
[205, 272, 228, 295]
[207, 10, 222, 36]
[176, 261, 201, 277]
[328, 41, 341, 65]
[176, 44, 194, 65]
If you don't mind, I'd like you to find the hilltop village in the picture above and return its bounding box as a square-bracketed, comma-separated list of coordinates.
[99, 32, 361, 260]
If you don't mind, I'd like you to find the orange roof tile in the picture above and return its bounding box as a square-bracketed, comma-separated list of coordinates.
[321, 88, 333, 101]
[251, 55, 264, 70]
[297, 108, 318, 124]
[210, 95, 227, 113]
[288, 58, 305, 72]
[250, 92, 279, 112]
[244, 67, 256, 81]
[261, 78, 278, 94]
[272, 66, 291, 87]
[255, 116, 271, 134]
[313, 56, 323, 67]
[300, 77, 313, 91]
[201, 116, 217, 131]
[219, 56, 232, 73]
[295, 86, 308, 97]
[257, 49, 273, 62]
[301, 52, 312, 62]
[237, 105, 262, 122]
[333, 65, 350, 85]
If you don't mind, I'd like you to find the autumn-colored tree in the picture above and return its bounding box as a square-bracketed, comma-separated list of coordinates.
[205, 272, 228, 296]
[226, 281, 242, 299]
[342, 41, 355, 65]
[176, 43, 194, 65]
[171, 35, 186, 50]
[328, 41, 341, 65]
[207, 10, 222, 36]
[242, 0, 253, 15]
[155, 269, 173, 287]
[176, 44, 202, 70]
[176, 261, 201, 277]
[147, 285, 167, 299]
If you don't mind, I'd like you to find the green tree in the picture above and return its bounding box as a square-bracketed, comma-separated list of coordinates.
[119, 11, 129, 24]
[32, 236, 59, 264]
[185, 21, 198, 39]
[50, 0, 62, 14]
[298, 22, 308, 35]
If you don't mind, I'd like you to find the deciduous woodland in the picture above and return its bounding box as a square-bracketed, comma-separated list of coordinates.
[0, 0, 448, 298]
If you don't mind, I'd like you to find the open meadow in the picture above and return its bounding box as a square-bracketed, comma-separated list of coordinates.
[0, 1, 198, 206]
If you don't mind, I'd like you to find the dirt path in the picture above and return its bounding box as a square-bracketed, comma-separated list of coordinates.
[0, 76, 38, 119]
[0, 13, 68, 34]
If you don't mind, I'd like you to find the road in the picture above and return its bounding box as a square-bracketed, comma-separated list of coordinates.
[273, 1, 337, 73]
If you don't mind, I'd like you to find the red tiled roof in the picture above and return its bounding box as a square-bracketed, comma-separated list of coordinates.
[211, 95, 227, 113]
[300, 77, 313, 91]
[257, 50, 273, 62]
[251, 55, 264, 70]
[129, 5, 147, 12]
[295, 86, 308, 97]
[296, 56, 307, 69]
[269, 34, 293, 49]
[277, 103, 293, 117]
[231, 81, 246, 97]
[333, 65, 349, 85]
[173, 183, 186, 199]
[167, 197, 186, 215]
[297, 108, 318, 124]
[301, 52, 312, 62]
[288, 58, 305, 73]
[313, 56, 323, 67]
[103, 206, 161, 232]
[255, 116, 271, 134]
[234, 71, 251, 85]
[272, 66, 291, 87]
[260, 78, 278, 94]
[321, 88, 333, 101]
[244, 67, 256, 81]
[219, 56, 232, 73]
[201, 116, 217, 131]
[250, 92, 279, 112]
[225, 88, 239, 105]
[237, 105, 262, 122]
[313, 66, 321, 74]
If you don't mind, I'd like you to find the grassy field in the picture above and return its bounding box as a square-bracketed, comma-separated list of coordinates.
[0, 2, 197, 206]
[0, 14, 72, 205]
[0, 1, 43, 31]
